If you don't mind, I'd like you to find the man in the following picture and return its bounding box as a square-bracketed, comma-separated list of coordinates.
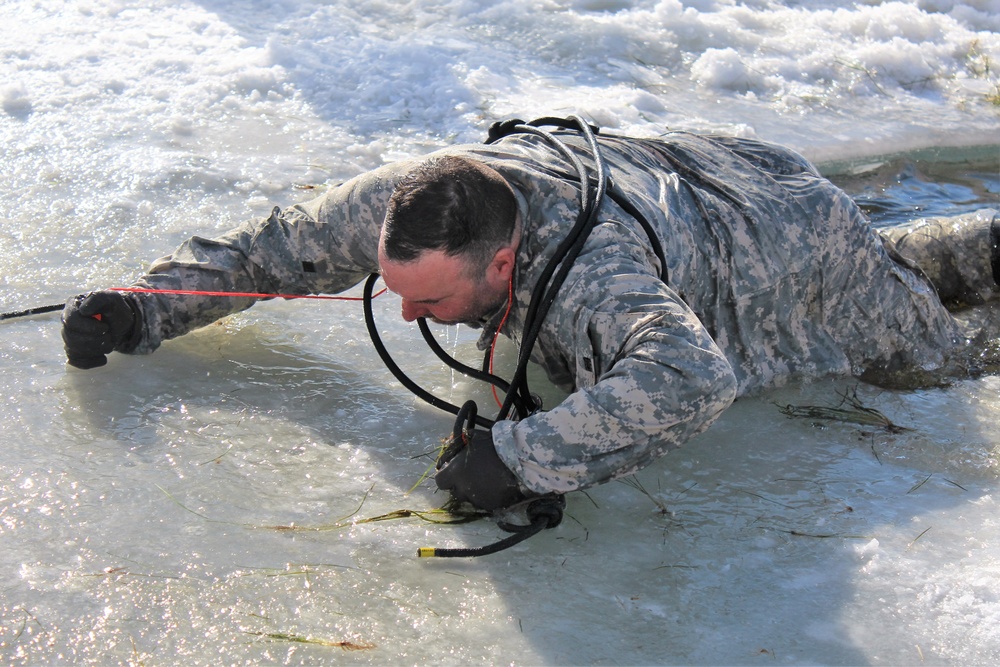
[61, 118, 1000, 513]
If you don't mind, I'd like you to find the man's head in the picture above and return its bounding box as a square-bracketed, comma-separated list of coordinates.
[378, 156, 520, 324]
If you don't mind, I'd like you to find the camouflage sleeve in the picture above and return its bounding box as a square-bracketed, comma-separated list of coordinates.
[491, 221, 738, 494]
[129, 163, 411, 353]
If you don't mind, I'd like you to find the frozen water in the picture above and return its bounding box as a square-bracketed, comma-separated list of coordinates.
[1, 0, 999, 664]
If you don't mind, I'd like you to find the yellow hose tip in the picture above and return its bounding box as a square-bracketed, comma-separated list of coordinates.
[417, 547, 437, 558]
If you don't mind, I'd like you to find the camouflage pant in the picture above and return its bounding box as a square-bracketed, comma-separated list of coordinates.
[862, 207, 1000, 387]
[879, 208, 1000, 308]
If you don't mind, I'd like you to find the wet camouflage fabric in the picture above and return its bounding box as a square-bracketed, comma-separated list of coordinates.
[879, 210, 999, 308]
[127, 130, 977, 495]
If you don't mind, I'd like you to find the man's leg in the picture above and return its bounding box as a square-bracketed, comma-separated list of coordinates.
[878, 208, 1000, 307]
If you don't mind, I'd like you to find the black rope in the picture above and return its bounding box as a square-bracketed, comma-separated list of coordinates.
[1, 303, 64, 321]
[415, 399, 567, 559]
[415, 318, 533, 419]
[417, 495, 565, 558]
[362, 273, 495, 428]
[607, 181, 669, 284]
[436, 399, 480, 466]
[417, 517, 547, 558]
[487, 120, 597, 417]
[366, 115, 638, 557]
[363, 114, 607, 428]
[490, 116, 608, 422]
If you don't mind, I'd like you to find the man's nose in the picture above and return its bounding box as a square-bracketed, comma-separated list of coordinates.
[400, 299, 428, 322]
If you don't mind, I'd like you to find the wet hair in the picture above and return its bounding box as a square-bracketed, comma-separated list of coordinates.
[381, 155, 518, 277]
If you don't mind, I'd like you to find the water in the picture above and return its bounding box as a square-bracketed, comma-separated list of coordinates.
[827, 147, 1000, 226]
[2, 1, 1000, 664]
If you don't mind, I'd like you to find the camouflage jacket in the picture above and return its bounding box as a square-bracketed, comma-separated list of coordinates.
[129, 130, 958, 494]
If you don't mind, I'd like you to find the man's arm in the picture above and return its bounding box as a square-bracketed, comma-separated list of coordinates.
[130, 201, 379, 353]
[492, 225, 738, 495]
[63, 164, 407, 363]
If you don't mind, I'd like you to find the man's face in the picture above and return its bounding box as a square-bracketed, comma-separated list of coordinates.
[378, 248, 509, 325]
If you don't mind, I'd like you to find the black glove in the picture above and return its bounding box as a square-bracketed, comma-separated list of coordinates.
[435, 428, 529, 512]
[61, 290, 141, 369]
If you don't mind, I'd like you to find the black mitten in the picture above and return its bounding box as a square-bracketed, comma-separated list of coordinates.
[61, 290, 141, 369]
[435, 428, 528, 512]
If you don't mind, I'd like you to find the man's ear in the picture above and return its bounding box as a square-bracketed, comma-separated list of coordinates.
[487, 246, 516, 287]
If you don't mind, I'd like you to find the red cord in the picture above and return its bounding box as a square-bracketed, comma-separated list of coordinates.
[111, 286, 386, 301]
[489, 275, 514, 409]
[116, 283, 506, 404]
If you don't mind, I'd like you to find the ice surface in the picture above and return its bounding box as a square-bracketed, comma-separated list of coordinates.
[1, 0, 999, 664]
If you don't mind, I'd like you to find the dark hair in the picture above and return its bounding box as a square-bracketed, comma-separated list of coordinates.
[382, 155, 518, 276]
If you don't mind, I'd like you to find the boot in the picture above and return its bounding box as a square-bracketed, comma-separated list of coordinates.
[879, 208, 1000, 307]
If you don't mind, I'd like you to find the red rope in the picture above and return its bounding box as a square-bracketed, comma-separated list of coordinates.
[489, 275, 515, 409]
[111, 286, 386, 301]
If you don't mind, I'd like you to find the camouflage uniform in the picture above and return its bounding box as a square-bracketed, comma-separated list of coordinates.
[126, 130, 993, 495]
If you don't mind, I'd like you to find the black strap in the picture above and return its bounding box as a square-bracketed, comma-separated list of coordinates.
[607, 181, 669, 284]
[418, 495, 565, 558]
[990, 214, 1000, 286]
[362, 273, 495, 428]
[1, 303, 63, 321]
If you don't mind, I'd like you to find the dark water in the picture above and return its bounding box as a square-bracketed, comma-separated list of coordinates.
[821, 145, 1000, 387]
[824, 145, 999, 227]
